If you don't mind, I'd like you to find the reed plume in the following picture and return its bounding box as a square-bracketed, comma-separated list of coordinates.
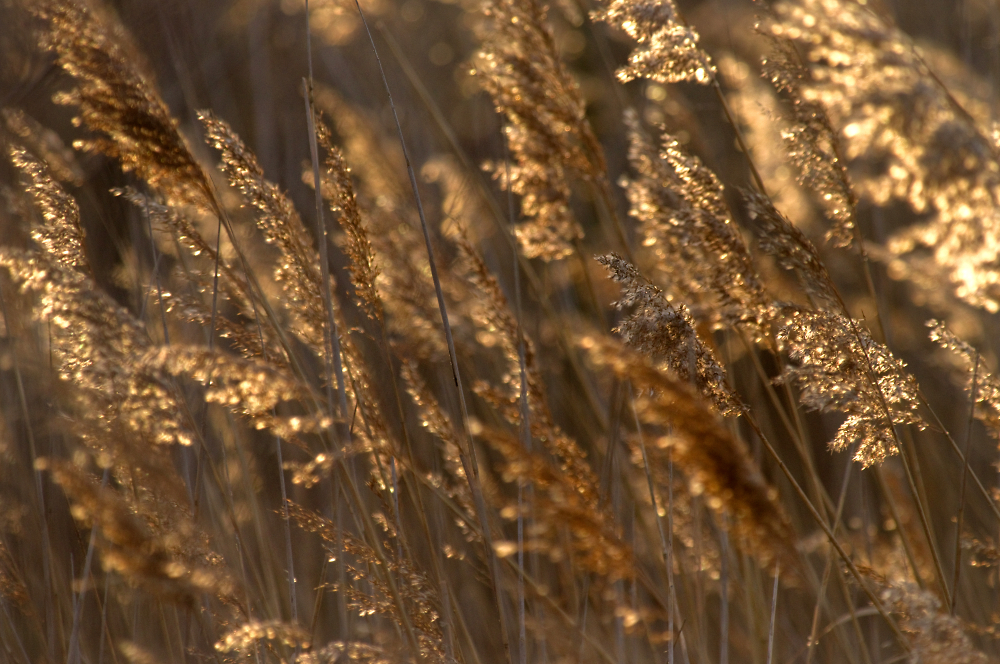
[599, 253, 742, 416]
[298, 642, 395, 664]
[458, 236, 598, 500]
[473, 0, 605, 259]
[113, 187, 279, 361]
[316, 121, 384, 325]
[773, 0, 1000, 311]
[401, 360, 477, 525]
[592, 0, 714, 84]
[5, 0, 1000, 661]
[622, 111, 769, 332]
[312, 86, 462, 362]
[776, 307, 925, 466]
[35, 0, 212, 207]
[583, 336, 797, 571]
[876, 576, 990, 664]
[744, 190, 840, 309]
[3, 148, 193, 447]
[139, 345, 332, 437]
[0, 541, 30, 612]
[2, 109, 83, 186]
[215, 620, 311, 656]
[929, 320, 1000, 437]
[719, 56, 812, 228]
[289, 503, 450, 663]
[200, 111, 325, 352]
[8, 145, 86, 270]
[48, 460, 238, 606]
[762, 15, 859, 248]
[485, 429, 634, 581]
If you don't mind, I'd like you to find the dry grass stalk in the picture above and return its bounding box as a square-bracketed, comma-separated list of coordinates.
[776, 307, 926, 466]
[288, 503, 451, 663]
[583, 336, 797, 571]
[48, 460, 238, 607]
[111, 185, 238, 315]
[622, 110, 769, 333]
[457, 234, 541, 411]
[473, 0, 605, 260]
[599, 253, 742, 416]
[35, 0, 212, 207]
[422, 156, 483, 242]
[166, 285, 281, 363]
[773, 0, 1000, 311]
[592, 0, 714, 84]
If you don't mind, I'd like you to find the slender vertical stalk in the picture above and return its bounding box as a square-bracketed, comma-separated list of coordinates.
[719, 525, 729, 664]
[951, 351, 978, 614]
[766, 563, 780, 664]
[67, 467, 110, 664]
[351, 5, 514, 661]
[499, 110, 531, 664]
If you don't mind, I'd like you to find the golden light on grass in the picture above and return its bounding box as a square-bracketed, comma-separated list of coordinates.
[1, 0, 998, 662]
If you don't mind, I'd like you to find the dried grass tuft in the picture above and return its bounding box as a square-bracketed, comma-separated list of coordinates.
[35, 0, 212, 207]
[776, 307, 926, 466]
[473, 0, 605, 259]
[583, 336, 797, 571]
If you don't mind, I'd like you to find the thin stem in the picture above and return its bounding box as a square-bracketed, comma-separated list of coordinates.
[766, 563, 780, 664]
[351, 6, 514, 661]
[374, 22, 610, 432]
[919, 393, 1000, 523]
[951, 351, 978, 614]
[503, 112, 532, 664]
[747, 417, 910, 651]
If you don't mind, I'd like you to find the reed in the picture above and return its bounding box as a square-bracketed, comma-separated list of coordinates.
[1, 0, 999, 662]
